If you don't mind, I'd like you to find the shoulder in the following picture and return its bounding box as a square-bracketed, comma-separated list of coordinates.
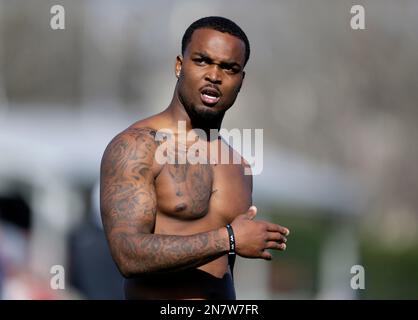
[101, 118, 163, 173]
[241, 157, 253, 176]
[219, 137, 253, 181]
[104, 113, 167, 153]
[105, 126, 159, 156]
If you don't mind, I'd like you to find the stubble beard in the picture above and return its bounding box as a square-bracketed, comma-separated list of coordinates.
[188, 103, 225, 126]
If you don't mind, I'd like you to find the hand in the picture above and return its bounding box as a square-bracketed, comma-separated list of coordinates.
[230, 206, 290, 260]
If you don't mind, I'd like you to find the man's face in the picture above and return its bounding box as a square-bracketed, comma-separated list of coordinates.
[176, 28, 246, 122]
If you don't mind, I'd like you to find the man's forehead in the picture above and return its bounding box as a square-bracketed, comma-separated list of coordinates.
[187, 28, 245, 64]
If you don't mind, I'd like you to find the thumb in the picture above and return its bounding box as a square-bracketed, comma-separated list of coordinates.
[246, 205, 257, 220]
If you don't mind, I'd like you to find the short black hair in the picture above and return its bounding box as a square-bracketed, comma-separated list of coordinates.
[181, 16, 250, 66]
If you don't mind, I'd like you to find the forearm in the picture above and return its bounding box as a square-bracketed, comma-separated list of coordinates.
[110, 227, 229, 277]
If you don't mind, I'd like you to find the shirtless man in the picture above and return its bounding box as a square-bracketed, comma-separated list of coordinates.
[100, 16, 290, 300]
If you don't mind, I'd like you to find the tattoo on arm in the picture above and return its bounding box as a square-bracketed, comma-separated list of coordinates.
[100, 127, 228, 276]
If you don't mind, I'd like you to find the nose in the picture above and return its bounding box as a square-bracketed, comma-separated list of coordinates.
[205, 65, 222, 84]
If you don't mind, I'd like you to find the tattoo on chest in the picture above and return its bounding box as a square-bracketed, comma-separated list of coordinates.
[167, 163, 214, 217]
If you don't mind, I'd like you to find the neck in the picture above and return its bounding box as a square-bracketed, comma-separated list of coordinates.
[164, 86, 224, 137]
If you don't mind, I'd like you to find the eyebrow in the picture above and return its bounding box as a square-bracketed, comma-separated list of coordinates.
[193, 52, 242, 70]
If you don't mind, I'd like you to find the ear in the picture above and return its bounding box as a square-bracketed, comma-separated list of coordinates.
[237, 71, 246, 92]
[175, 55, 183, 79]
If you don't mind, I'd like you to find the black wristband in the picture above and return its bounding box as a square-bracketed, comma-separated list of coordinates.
[225, 224, 236, 255]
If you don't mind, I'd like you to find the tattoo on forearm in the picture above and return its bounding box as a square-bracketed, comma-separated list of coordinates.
[115, 230, 227, 274]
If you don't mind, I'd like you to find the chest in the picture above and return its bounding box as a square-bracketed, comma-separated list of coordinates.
[155, 163, 252, 224]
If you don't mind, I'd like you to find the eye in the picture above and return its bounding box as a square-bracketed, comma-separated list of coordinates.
[193, 58, 207, 66]
[223, 65, 239, 74]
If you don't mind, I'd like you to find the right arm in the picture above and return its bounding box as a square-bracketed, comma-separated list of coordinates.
[100, 127, 229, 277]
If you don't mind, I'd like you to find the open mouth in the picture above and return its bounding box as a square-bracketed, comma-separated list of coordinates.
[200, 86, 221, 106]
